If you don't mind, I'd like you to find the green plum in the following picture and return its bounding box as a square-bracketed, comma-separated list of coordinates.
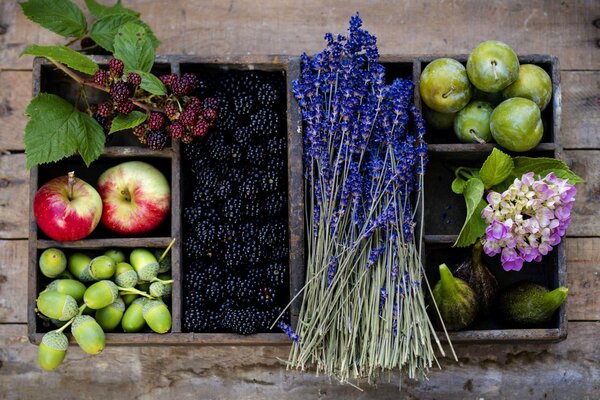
[37, 330, 68, 371]
[419, 58, 472, 113]
[490, 97, 543, 152]
[454, 101, 494, 143]
[473, 88, 503, 106]
[423, 106, 456, 130]
[502, 64, 552, 110]
[467, 40, 519, 92]
[39, 248, 67, 278]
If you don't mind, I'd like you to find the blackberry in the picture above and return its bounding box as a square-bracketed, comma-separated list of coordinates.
[208, 137, 228, 161]
[255, 82, 280, 108]
[192, 185, 217, 204]
[219, 75, 242, 95]
[93, 113, 109, 131]
[109, 81, 131, 103]
[179, 106, 198, 127]
[260, 222, 287, 246]
[243, 239, 266, 264]
[224, 275, 239, 294]
[238, 72, 261, 93]
[108, 58, 124, 77]
[262, 193, 286, 217]
[159, 73, 178, 87]
[233, 92, 255, 116]
[183, 236, 205, 259]
[148, 112, 166, 130]
[216, 109, 238, 133]
[222, 198, 243, 222]
[238, 173, 261, 199]
[96, 102, 113, 118]
[242, 199, 262, 219]
[229, 144, 243, 165]
[192, 220, 218, 249]
[202, 108, 218, 124]
[186, 96, 202, 113]
[265, 157, 286, 177]
[216, 222, 236, 242]
[204, 280, 225, 304]
[146, 129, 168, 150]
[180, 73, 199, 91]
[233, 126, 253, 147]
[183, 308, 222, 332]
[258, 171, 281, 193]
[171, 77, 192, 96]
[233, 276, 260, 305]
[183, 289, 206, 309]
[249, 108, 280, 139]
[219, 298, 238, 312]
[222, 240, 245, 268]
[164, 102, 179, 120]
[257, 287, 277, 307]
[168, 122, 185, 139]
[132, 124, 147, 143]
[92, 69, 109, 86]
[240, 222, 261, 243]
[214, 179, 233, 200]
[266, 136, 286, 155]
[265, 261, 287, 287]
[193, 166, 219, 189]
[127, 72, 142, 87]
[268, 243, 289, 261]
[192, 119, 210, 137]
[202, 97, 219, 111]
[183, 143, 211, 169]
[117, 101, 134, 115]
[225, 167, 248, 184]
[244, 145, 266, 166]
[223, 307, 260, 335]
[183, 206, 217, 227]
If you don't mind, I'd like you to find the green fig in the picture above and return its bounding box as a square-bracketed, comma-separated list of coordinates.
[83, 280, 119, 310]
[37, 330, 68, 371]
[431, 264, 478, 331]
[67, 252, 95, 282]
[71, 315, 105, 355]
[104, 249, 126, 264]
[115, 262, 138, 288]
[130, 249, 159, 282]
[122, 297, 147, 333]
[143, 300, 172, 334]
[453, 100, 494, 143]
[39, 248, 67, 278]
[89, 255, 116, 280]
[95, 297, 125, 332]
[36, 291, 79, 321]
[498, 282, 568, 326]
[490, 97, 543, 152]
[46, 279, 86, 303]
[467, 40, 519, 92]
[502, 64, 552, 111]
[453, 242, 498, 316]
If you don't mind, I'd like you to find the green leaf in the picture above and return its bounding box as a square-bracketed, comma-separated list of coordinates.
[453, 178, 486, 248]
[511, 157, 584, 185]
[453, 199, 488, 248]
[451, 176, 467, 194]
[113, 22, 154, 73]
[109, 111, 147, 134]
[20, 0, 87, 38]
[24, 93, 104, 169]
[90, 13, 138, 52]
[135, 20, 161, 50]
[84, 0, 139, 18]
[21, 45, 98, 75]
[136, 71, 166, 95]
[479, 148, 514, 189]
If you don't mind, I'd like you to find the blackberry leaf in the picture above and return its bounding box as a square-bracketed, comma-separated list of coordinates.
[109, 111, 147, 134]
[21, 45, 98, 75]
[20, 0, 87, 38]
[113, 22, 154, 73]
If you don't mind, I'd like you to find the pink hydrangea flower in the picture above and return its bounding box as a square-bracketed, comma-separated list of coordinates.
[481, 172, 576, 271]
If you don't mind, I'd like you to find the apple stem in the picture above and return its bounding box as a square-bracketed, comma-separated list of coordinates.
[469, 129, 486, 144]
[442, 85, 455, 99]
[491, 60, 499, 82]
[159, 238, 176, 263]
[120, 189, 131, 202]
[67, 171, 75, 200]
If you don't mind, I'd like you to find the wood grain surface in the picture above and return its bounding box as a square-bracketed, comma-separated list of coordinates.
[0, 0, 599, 398]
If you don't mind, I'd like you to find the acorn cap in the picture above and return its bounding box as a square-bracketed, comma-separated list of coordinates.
[78, 264, 96, 283]
[115, 269, 138, 288]
[72, 314, 95, 331]
[41, 330, 69, 351]
[37, 291, 79, 321]
[108, 296, 126, 313]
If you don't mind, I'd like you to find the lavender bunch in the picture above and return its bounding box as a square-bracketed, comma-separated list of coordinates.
[282, 13, 449, 385]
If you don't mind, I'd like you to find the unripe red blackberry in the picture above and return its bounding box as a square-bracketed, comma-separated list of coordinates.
[92, 69, 110, 87]
[164, 103, 179, 120]
[171, 78, 190, 96]
[117, 101, 134, 115]
[186, 97, 202, 113]
[181, 73, 198, 90]
[147, 112, 166, 130]
[168, 122, 185, 139]
[181, 134, 193, 144]
[110, 82, 131, 104]
[192, 119, 210, 137]
[132, 124, 147, 143]
[96, 102, 113, 118]
[179, 107, 198, 127]
[159, 74, 178, 87]
[127, 72, 142, 87]
[202, 108, 218, 124]
[108, 58, 124, 77]
[146, 130, 168, 150]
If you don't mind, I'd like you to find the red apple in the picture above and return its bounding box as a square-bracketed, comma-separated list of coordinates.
[34, 172, 103, 241]
[97, 161, 170, 235]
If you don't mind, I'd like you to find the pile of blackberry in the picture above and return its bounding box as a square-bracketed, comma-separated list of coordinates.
[181, 71, 289, 335]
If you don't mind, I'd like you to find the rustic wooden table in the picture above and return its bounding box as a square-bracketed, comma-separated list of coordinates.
[1, 1, 599, 398]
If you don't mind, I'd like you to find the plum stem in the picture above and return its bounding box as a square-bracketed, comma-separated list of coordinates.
[67, 171, 75, 200]
[469, 129, 486, 144]
[491, 60, 499, 81]
[441, 85, 455, 99]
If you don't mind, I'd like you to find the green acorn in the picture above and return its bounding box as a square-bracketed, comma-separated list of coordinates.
[136, 281, 151, 292]
[122, 297, 147, 333]
[89, 255, 116, 280]
[149, 281, 171, 298]
[71, 315, 105, 355]
[104, 249, 126, 264]
[121, 293, 138, 306]
[36, 291, 79, 321]
[83, 280, 119, 310]
[46, 279, 86, 303]
[95, 297, 125, 332]
[143, 299, 171, 334]
[114, 262, 138, 288]
[56, 270, 75, 280]
[67, 252, 95, 282]
[37, 330, 68, 371]
[154, 249, 171, 273]
[50, 318, 69, 328]
[39, 248, 67, 278]
[130, 248, 159, 282]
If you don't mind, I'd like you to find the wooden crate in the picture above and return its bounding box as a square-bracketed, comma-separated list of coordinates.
[415, 55, 566, 343]
[28, 55, 304, 345]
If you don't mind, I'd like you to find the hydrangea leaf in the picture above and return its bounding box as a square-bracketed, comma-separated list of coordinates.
[451, 176, 467, 194]
[113, 22, 154, 73]
[479, 147, 514, 189]
[136, 71, 166, 95]
[24, 93, 104, 169]
[21, 45, 98, 75]
[20, 0, 87, 38]
[510, 157, 584, 185]
[109, 111, 147, 134]
[453, 178, 487, 248]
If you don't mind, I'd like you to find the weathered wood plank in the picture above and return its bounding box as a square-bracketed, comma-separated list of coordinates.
[562, 71, 600, 149]
[0, 322, 599, 399]
[0, 154, 28, 239]
[566, 238, 600, 321]
[0, 71, 30, 151]
[564, 150, 600, 237]
[0, 241, 27, 324]
[1, 0, 599, 70]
